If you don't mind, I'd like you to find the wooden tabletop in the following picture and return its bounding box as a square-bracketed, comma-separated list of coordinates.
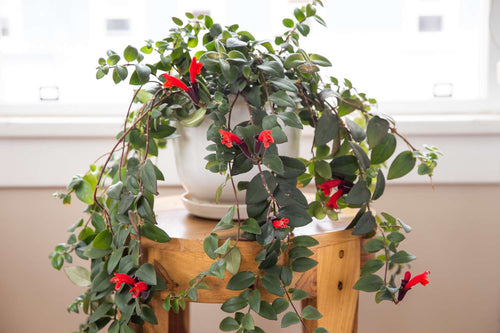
[154, 195, 357, 242]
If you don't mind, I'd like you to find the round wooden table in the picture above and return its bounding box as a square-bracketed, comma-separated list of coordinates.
[138, 196, 363, 333]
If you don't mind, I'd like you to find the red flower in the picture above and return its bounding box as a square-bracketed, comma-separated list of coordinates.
[318, 179, 344, 196]
[189, 57, 203, 83]
[404, 271, 430, 290]
[326, 188, 345, 210]
[219, 129, 243, 148]
[162, 74, 189, 92]
[129, 281, 149, 298]
[110, 273, 136, 291]
[272, 218, 289, 229]
[257, 130, 274, 149]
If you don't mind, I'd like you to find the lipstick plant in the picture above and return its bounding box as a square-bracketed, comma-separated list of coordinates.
[50, 1, 439, 332]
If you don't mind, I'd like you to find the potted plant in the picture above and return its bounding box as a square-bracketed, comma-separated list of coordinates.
[50, 1, 440, 332]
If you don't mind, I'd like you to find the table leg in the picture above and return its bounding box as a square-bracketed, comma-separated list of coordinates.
[302, 240, 360, 332]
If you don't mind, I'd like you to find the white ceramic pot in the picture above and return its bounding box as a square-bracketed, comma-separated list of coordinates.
[173, 96, 300, 219]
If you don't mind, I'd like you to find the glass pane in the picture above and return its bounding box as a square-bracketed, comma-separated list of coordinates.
[0, 0, 490, 108]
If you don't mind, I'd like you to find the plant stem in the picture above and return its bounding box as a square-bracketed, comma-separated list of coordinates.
[282, 283, 309, 333]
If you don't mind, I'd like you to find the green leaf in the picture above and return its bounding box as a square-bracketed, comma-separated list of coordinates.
[213, 206, 235, 231]
[398, 218, 412, 233]
[91, 213, 106, 232]
[263, 154, 284, 174]
[220, 317, 240, 331]
[313, 329, 329, 333]
[314, 110, 338, 146]
[314, 160, 331, 179]
[280, 157, 306, 178]
[352, 211, 376, 235]
[203, 233, 219, 259]
[226, 37, 247, 48]
[292, 257, 318, 272]
[288, 246, 314, 259]
[258, 301, 277, 320]
[344, 180, 371, 205]
[371, 134, 396, 164]
[107, 181, 123, 200]
[180, 107, 207, 127]
[350, 142, 370, 170]
[372, 170, 385, 200]
[268, 91, 296, 108]
[280, 205, 312, 227]
[294, 8, 306, 21]
[227, 50, 247, 62]
[281, 312, 300, 328]
[107, 247, 125, 274]
[227, 271, 256, 290]
[361, 259, 385, 276]
[302, 305, 322, 320]
[135, 263, 157, 285]
[140, 304, 158, 325]
[390, 250, 416, 264]
[64, 266, 91, 287]
[296, 23, 310, 36]
[345, 118, 366, 142]
[123, 45, 138, 62]
[310, 54, 332, 67]
[140, 159, 158, 195]
[257, 61, 284, 78]
[284, 53, 306, 68]
[209, 259, 227, 279]
[172, 17, 183, 26]
[240, 218, 261, 235]
[292, 235, 318, 247]
[363, 239, 385, 253]
[248, 289, 261, 313]
[75, 179, 94, 205]
[92, 230, 112, 249]
[135, 64, 151, 83]
[270, 78, 298, 93]
[88, 302, 113, 323]
[387, 151, 416, 180]
[221, 296, 247, 313]
[387, 232, 405, 243]
[261, 274, 284, 296]
[142, 223, 170, 242]
[272, 298, 289, 314]
[283, 18, 294, 28]
[214, 238, 232, 255]
[246, 172, 276, 204]
[291, 289, 311, 300]
[353, 274, 384, 292]
[107, 54, 120, 66]
[367, 116, 389, 148]
[242, 313, 255, 330]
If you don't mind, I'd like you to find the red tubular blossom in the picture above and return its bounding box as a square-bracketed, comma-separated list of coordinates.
[404, 271, 430, 290]
[219, 129, 243, 148]
[110, 273, 136, 291]
[162, 74, 189, 91]
[404, 271, 412, 281]
[272, 218, 289, 229]
[189, 57, 203, 83]
[129, 281, 149, 298]
[257, 130, 274, 148]
[318, 179, 344, 196]
[326, 188, 345, 210]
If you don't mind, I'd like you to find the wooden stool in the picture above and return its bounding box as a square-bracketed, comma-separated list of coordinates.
[138, 196, 362, 333]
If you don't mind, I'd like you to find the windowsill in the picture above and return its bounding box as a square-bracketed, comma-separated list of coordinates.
[1, 111, 500, 138]
[1, 108, 500, 187]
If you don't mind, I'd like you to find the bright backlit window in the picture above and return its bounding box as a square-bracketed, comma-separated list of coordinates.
[0, 0, 496, 113]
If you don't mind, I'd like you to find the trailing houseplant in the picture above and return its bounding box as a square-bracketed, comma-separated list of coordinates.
[50, 2, 439, 332]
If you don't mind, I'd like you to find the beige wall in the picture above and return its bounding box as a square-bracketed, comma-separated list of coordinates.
[1, 184, 499, 333]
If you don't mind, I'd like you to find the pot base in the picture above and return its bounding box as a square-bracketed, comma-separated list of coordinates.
[181, 192, 249, 220]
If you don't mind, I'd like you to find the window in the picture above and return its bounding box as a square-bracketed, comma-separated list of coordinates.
[0, 0, 497, 115]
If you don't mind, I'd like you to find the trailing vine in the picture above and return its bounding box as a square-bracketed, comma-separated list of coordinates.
[50, 2, 439, 332]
